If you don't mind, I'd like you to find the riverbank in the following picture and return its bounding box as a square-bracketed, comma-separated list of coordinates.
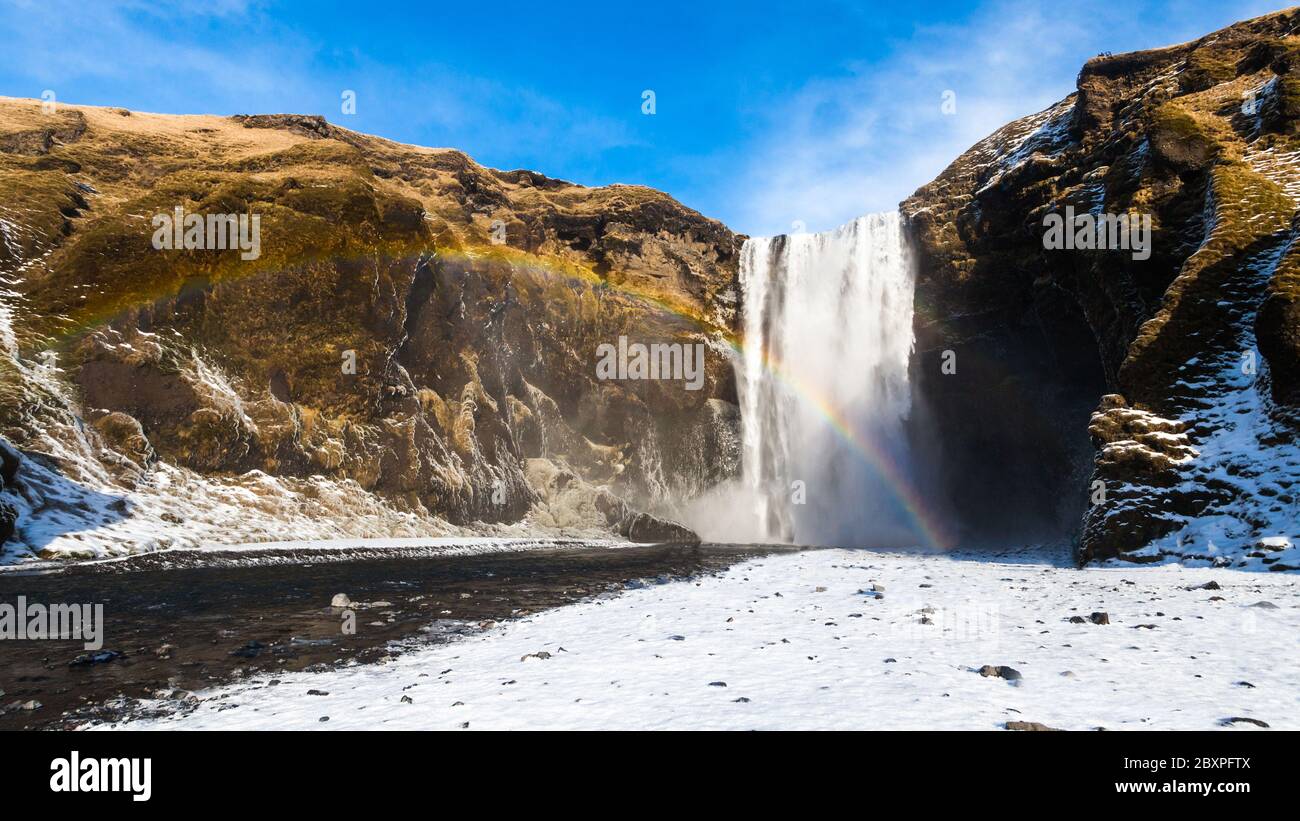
[0, 541, 780, 729]
[97, 546, 1299, 730]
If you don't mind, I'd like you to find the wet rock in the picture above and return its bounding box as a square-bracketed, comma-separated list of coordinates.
[69, 650, 122, 666]
[625, 511, 701, 544]
[331, 593, 352, 608]
[1220, 716, 1269, 728]
[229, 641, 264, 658]
[978, 665, 1022, 681]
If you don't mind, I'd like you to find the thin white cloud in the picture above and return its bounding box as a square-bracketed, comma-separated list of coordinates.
[0, 0, 298, 103]
[726, 0, 1290, 237]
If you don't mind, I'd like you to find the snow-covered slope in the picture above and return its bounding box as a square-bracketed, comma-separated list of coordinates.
[101, 547, 1298, 731]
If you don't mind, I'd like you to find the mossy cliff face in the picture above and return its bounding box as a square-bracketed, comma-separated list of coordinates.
[0, 102, 738, 557]
[903, 9, 1300, 565]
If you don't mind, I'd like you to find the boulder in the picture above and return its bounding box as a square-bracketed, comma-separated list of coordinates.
[622, 511, 700, 545]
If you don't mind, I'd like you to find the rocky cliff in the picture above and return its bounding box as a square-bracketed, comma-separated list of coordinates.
[0, 100, 741, 560]
[903, 8, 1300, 568]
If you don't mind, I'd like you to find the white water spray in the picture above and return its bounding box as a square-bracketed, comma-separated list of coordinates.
[734, 212, 926, 547]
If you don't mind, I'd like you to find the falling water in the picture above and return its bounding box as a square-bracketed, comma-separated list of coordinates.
[737, 212, 926, 547]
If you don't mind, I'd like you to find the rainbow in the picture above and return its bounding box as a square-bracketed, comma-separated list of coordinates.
[717, 336, 956, 551]
[13, 233, 957, 549]
[448, 246, 959, 549]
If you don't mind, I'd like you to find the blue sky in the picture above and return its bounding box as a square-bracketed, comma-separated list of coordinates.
[0, 0, 1288, 235]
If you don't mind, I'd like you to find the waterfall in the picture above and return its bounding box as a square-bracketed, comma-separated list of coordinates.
[735, 212, 928, 548]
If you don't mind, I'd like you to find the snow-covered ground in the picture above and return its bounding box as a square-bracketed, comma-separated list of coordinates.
[101, 547, 1299, 731]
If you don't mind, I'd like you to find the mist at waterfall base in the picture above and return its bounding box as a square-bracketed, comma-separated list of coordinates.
[686, 213, 948, 550]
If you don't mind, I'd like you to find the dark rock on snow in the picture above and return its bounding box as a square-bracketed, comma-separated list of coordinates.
[978, 665, 1023, 681]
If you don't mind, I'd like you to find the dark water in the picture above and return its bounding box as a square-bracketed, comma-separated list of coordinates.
[0, 542, 791, 729]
